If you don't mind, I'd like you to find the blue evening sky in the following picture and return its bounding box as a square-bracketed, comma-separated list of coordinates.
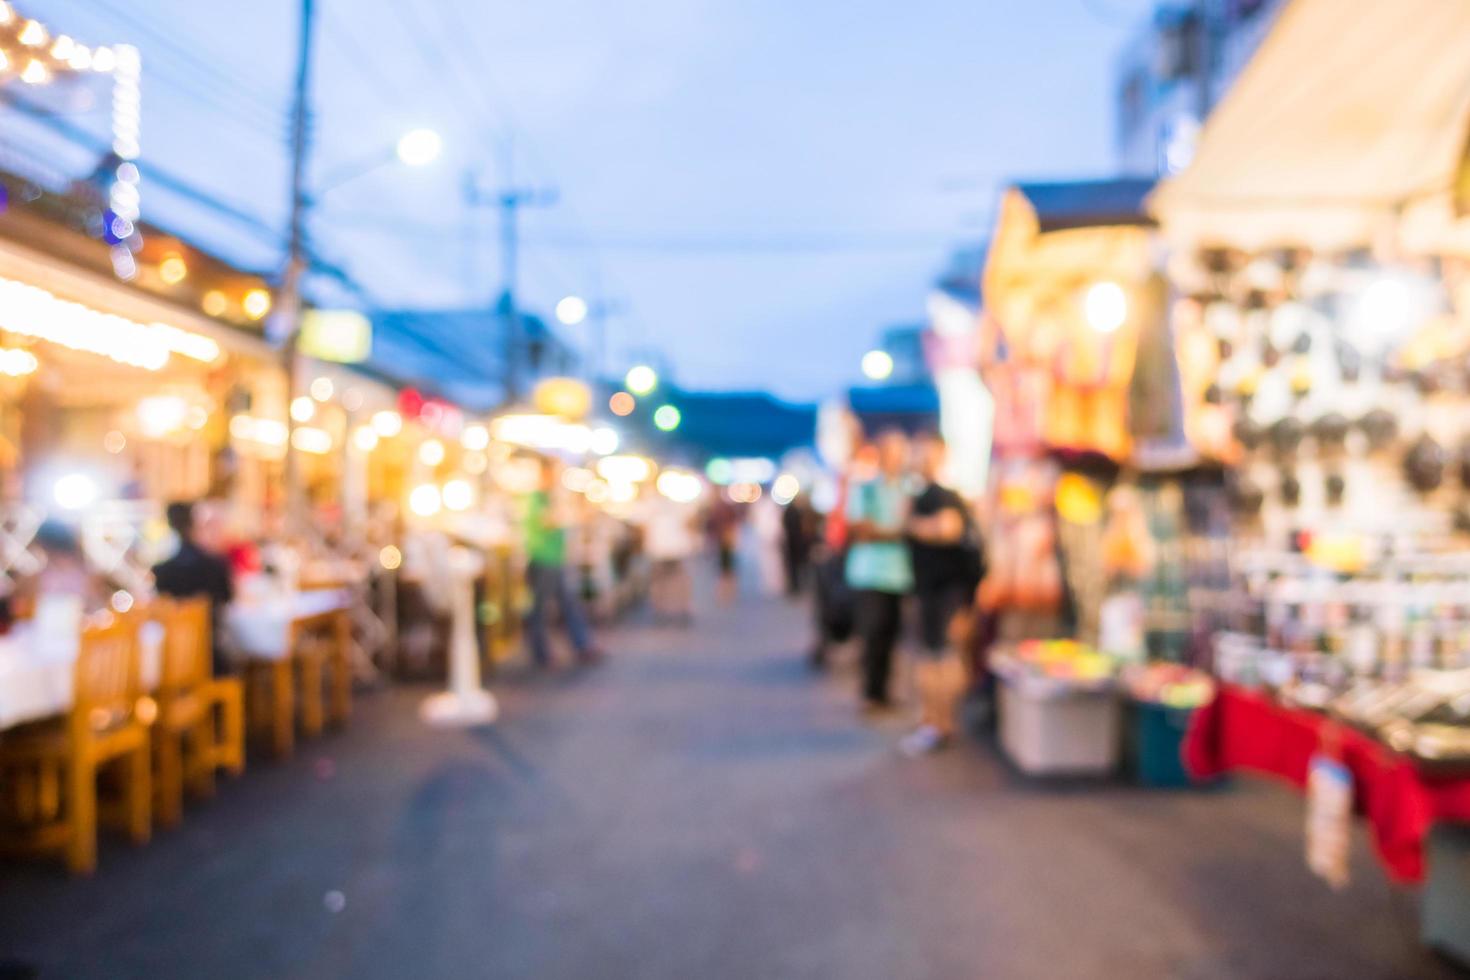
[13, 0, 1156, 399]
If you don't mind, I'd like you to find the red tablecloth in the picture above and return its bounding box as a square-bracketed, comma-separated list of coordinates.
[1184, 684, 1470, 884]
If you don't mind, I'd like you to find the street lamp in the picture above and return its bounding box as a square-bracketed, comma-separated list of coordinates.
[558, 295, 626, 382]
[315, 127, 443, 196]
[555, 295, 589, 326]
[395, 128, 442, 168]
[626, 364, 658, 396]
[861, 349, 894, 381]
[280, 126, 444, 532]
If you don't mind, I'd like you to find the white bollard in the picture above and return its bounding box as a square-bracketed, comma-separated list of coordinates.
[420, 545, 499, 727]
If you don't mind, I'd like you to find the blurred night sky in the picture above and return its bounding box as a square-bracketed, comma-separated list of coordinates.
[11, 0, 1156, 399]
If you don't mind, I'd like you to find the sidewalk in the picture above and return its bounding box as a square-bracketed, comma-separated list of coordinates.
[0, 574, 1452, 979]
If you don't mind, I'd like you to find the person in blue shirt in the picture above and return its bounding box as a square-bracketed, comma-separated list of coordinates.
[845, 429, 914, 709]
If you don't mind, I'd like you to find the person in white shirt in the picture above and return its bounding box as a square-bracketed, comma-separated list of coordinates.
[634, 485, 699, 626]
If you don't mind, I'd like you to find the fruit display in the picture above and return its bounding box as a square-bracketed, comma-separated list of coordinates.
[1122, 662, 1215, 708]
[992, 639, 1118, 697]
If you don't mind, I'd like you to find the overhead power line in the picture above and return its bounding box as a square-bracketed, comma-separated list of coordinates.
[316, 212, 956, 254]
[51, 0, 289, 125]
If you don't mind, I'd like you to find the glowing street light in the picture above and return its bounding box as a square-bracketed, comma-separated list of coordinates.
[318, 129, 445, 195]
[625, 365, 658, 396]
[395, 128, 443, 168]
[653, 404, 681, 432]
[861, 349, 894, 381]
[556, 295, 589, 326]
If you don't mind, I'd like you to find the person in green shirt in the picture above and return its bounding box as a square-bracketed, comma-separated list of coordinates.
[845, 429, 914, 709]
[522, 456, 599, 667]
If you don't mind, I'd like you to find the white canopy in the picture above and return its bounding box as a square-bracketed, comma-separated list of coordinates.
[1150, 0, 1470, 256]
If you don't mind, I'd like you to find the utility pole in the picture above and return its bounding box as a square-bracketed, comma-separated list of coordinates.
[464, 141, 556, 405]
[279, 0, 316, 535]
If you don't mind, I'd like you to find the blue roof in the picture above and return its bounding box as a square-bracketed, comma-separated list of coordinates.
[847, 383, 940, 434]
[1014, 178, 1156, 232]
[614, 386, 816, 462]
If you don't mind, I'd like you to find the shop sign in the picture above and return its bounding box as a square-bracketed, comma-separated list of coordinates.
[299, 309, 372, 363]
[533, 377, 592, 420]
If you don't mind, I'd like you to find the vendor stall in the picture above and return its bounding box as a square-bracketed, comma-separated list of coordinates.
[1147, 0, 1470, 962]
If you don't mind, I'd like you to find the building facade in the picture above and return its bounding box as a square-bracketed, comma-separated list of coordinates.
[1114, 0, 1286, 177]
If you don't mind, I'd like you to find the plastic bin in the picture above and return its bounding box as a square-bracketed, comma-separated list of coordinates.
[1130, 701, 1198, 788]
[997, 674, 1120, 777]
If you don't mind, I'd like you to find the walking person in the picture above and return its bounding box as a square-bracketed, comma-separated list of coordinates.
[522, 457, 602, 667]
[845, 430, 913, 711]
[706, 494, 742, 606]
[901, 433, 984, 755]
[633, 483, 698, 625]
[781, 493, 815, 598]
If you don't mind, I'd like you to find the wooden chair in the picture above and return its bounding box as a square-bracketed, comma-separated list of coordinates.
[0, 612, 152, 874]
[291, 609, 352, 733]
[244, 655, 296, 759]
[243, 607, 350, 758]
[150, 598, 245, 828]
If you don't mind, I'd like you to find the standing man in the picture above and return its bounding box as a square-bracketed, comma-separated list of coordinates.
[902, 433, 983, 755]
[845, 429, 913, 711]
[523, 457, 601, 667]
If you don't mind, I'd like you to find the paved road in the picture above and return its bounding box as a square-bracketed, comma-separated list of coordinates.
[0, 577, 1457, 979]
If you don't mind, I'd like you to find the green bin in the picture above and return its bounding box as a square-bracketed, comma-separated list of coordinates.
[1131, 700, 1199, 788]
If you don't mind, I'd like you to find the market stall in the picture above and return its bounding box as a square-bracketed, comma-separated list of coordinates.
[1146, 0, 1470, 961]
[975, 178, 1233, 775]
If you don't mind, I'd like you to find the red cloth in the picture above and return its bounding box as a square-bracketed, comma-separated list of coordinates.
[1184, 685, 1470, 884]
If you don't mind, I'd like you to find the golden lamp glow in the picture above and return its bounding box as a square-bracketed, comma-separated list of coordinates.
[461, 424, 490, 451]
[18, 19, 47, 47]
[242, 288, 272, 320]
[158, 255, 188, 285]
[371, 410, 402, 437]
[201, 290, 229, 317]
[1084, 282, 1128, 333]
[442, 478, 474, 512]
[289, 396, 315, 423]
[409, 483, 442, 517]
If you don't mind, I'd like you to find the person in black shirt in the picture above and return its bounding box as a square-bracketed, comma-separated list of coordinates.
[902, 433, 982, 756]
[152, 501, 235, 675]
[780, 494, 815, 597]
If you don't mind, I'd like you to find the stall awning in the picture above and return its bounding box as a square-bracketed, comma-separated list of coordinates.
[1150, 0, 1470, 255]
[983, 179, 1156, 334]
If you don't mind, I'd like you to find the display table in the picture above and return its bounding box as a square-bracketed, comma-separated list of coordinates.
[0, 621, 164, 731]
[1183, 684, 1470, 884]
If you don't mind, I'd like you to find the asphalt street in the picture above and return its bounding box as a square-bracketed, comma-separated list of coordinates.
[0, 573, 1457, 979]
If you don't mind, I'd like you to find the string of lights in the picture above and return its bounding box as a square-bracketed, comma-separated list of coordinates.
[49, 0, 288, 130]
[11, 0, 292, 184]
